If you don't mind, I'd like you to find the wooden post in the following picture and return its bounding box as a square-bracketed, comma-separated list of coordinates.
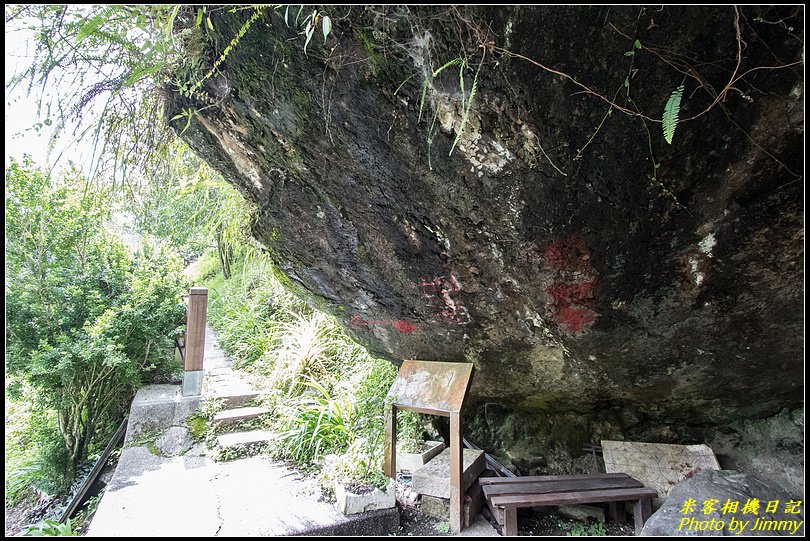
[503, 506, 518, 536]
[449, 410, 463, 533]
[383, 404, 397, 478]
[182, 287, 208, 396]
[633, 497, 653, 534]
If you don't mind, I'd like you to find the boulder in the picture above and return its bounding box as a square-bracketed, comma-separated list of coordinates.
[641, 470, 805, 536]
[170, 5, 804, 463]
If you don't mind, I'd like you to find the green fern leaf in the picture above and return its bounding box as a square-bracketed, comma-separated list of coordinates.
[662, 84, 684, 144]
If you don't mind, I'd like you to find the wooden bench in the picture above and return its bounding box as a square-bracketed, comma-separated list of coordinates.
[481, 473, 657, 535]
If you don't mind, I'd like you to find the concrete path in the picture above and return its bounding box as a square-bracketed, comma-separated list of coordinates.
[88, 326, 398, 536]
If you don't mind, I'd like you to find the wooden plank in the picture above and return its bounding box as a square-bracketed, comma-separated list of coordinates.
[391, 404, 450, 417]
[386, 360, 473, 414]
[383, 404, 397, 478]
[184, 287, 208, 371]
[482, 476, 642, 497]
[60, 418, 128, 523]
[485, 492, 505, 525]
[490, 487, 658, 508]
[480, 472, 631, 485]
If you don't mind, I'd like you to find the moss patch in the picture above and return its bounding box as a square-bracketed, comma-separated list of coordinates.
[186, 414, 208, 442]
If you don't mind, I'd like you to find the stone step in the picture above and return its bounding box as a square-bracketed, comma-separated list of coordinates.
[217, 429, 275, 449]
[210, 392, 262, 409]
[213, 406, 271, 427]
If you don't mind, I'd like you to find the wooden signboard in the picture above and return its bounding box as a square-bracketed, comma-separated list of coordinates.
[383, 360, 474, 532]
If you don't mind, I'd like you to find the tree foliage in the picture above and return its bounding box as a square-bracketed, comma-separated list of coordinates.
[132, 139, 254, 276]
[5, 157, 187, 474]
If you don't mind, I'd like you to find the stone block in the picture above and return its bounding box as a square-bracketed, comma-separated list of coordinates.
[420, 480, 483, 529]
[557, 504, 606, 523]
[397, 441, 445, 473]
[412, 448, 485, 499]
[155, 426, 193, 456]
[335, 480, 396, 515]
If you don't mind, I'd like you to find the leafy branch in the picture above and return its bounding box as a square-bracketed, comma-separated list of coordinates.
[283, 5, 333, 55]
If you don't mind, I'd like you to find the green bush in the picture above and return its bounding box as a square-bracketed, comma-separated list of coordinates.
[5, 157, 187, 482]
[5, 403, 72, 505]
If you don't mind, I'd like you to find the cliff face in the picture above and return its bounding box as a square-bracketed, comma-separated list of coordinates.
[172, 5, 803, 463]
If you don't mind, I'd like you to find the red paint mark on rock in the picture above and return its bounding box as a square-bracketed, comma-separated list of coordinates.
[542, 235, 598, 334]
[349, 315, 418, 334]
[543, 235, 592, 271]
[546, 281, 597, 333]
[418, 275, 471, 324]
[546, 282, 595, 305]
[392, 320, 418, 333]
[556, 306, 596, 333]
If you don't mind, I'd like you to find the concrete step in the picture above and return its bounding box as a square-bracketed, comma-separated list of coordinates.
[214, 406, 271, 427]
[210, 392, 262, 409]
[217, 430, 275, 449]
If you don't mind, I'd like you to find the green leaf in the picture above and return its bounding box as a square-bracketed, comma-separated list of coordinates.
[450, 61, 481, 156]
[624, 50, 635, 57]
[196, 8, 203, 27]
[393, 73, 415, 96]
[418, 75, 430, 123]
[432, 57, 463, 78]
[322, 15, 331, 42]
[207, 16, 214, 31]
[123, 65, 160, 88]
[662, 84, 684, 144]
[76, 14, 105, 43]
[634, 39, 642, 49]
[624, 76, 630, 89]
[303, 24, 315, 55]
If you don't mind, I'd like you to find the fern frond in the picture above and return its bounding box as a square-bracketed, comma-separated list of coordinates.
[662, 84, 684, 144]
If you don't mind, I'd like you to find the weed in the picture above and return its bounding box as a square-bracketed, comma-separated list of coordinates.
[125, 429, 163, 456]
[22, 518, 77, 536]
[215, 442, 268, 462]
[435, 521, 451, 534]
[186, 414, 208, 442]
[71, 494, 101, 534]
[275, 378, 355, 463]
[566, 521, 607, 536]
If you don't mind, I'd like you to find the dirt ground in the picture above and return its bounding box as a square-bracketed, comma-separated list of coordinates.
[393, 477, 635, 536]
[397, 505, 634, 536]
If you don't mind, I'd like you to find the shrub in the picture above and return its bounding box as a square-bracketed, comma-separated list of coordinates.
[5, 158, 187, 479]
